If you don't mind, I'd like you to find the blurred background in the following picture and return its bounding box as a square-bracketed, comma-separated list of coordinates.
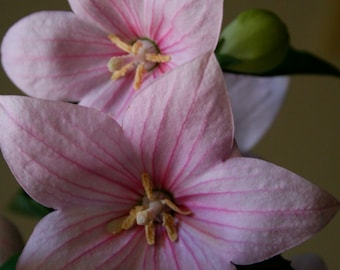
[0, 0, 339, 268]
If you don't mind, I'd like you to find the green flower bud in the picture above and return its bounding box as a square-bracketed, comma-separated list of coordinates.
[217, 9, 290, 73]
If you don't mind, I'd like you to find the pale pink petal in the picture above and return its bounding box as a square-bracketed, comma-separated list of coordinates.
[18, 207, 236, 269]
[225, 73, 289, 152]
[0, 216, 24, 265]
[154, 0, 223, 65]
[69, 0, 223, 60]
[68, 0, 141, 39]
[0, 96, 143, 210]
[176, 157, 339, 265]
[291, 253, 327, 270]
[79, 65, 176, 121]
[79, 72, 136, 120]
[122, 53, 234, 190]
[17, 208, 148, 270]
[96, 224, 237, 270]
[157, 227, 237, 270]
[1, 11, 116, 101]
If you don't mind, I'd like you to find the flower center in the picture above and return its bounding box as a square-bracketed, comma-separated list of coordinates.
[107, 34, 171, 90]
[107, 173, 190, 245]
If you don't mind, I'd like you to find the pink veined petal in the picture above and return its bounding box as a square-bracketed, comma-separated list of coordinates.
[146, 224, 237, 270]
[80, 62, 176, 121]
[122, 53, 234, 191]
[79, 72, 136, 120]
[156, 0, 223, 66]
[68, 0, 141, 39]
[69, 0, 223, 54]
[70, 0, 223, 119]
[0, 216, 24, 265]
[1, 11, 117, 101]
[18, 207, 236, 270]
[0, 96, 143, 210]
[96, 224, 237, 270]
[176, 157, 339, 265]
[224, 73, 289, 152]
[17, 208, 148, 270]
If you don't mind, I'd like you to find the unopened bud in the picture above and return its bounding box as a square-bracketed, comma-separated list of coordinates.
[217, 9, 290, 73]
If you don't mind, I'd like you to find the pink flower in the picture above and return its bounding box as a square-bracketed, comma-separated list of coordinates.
[1, 0, 223, 119]
[0, 216, 24, 265]
[225, 73, 289, 152]
[0, 0, 288, 152]
[0, 54, 338, 269]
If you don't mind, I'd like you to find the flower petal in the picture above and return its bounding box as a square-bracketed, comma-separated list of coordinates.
[160, 227, 237, 270]
[0, 96, 142, 210]
[154, 0, 223, 65]
[17, 208, 148, 269]
[225, 73, 289, 152]
[69, 0, 223, 57]
[122, 53, 234, 190]
[1, 11, 115, 101]
[177, 157, 339, 265]
[79, 71, 137, 120]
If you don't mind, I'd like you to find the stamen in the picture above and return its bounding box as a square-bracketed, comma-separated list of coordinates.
[108, 34, 132, 53]
[145, 222, 156, 245]
[121, 205, 145, 230]
[161, 198, 191, 215]
[107, 172, 190, 245]
[162, 212, 178, 242]
[131, 41, 143, 55]
[141, 172, 154, 200]
[136, 200, 164, 225]
[106, 216, 126, 234]
[146, 53, 171, 63]
[111, 62, 135, 80]
[134, 63, 146, 90]
[107, 34, 172, 90]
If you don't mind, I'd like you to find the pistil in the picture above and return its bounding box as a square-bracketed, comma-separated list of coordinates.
[107, 34, 171, 90]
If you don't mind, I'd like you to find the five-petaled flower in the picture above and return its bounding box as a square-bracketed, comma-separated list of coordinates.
[1, 0, 291, 153]
[0, 54, 338, 270]
[1, 0, 223, 119]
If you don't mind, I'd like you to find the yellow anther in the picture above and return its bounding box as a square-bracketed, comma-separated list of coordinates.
[145, 222, 156, 245]
[161, 198, 191, 216]
[106, 216, 126, 234]
[121, 205, 145, 230]
[107, 57, 122, 73]
[133, 63, 146, 90]
[131, 41, 143, 55]
[107, 34, 172, 89]
[111, 62, 135, 80]
[107, 173, 190, 245]
[141, 172, 154, 200]
[162, 212, 178, 242]
[108, 34, 132, 53]
[145, 53, 171, 63]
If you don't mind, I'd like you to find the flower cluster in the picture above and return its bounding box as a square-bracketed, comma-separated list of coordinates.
[0, 1, 338, 269]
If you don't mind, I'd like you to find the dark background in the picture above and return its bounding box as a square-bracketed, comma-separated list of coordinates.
[0, 1, 339, 268]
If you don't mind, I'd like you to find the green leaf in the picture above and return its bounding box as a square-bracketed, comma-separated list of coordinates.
[9, 189, 53, 218]
[0, 253, 20, 270]
[264, 48, 340, 76]
[235, 255, 295, 270]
